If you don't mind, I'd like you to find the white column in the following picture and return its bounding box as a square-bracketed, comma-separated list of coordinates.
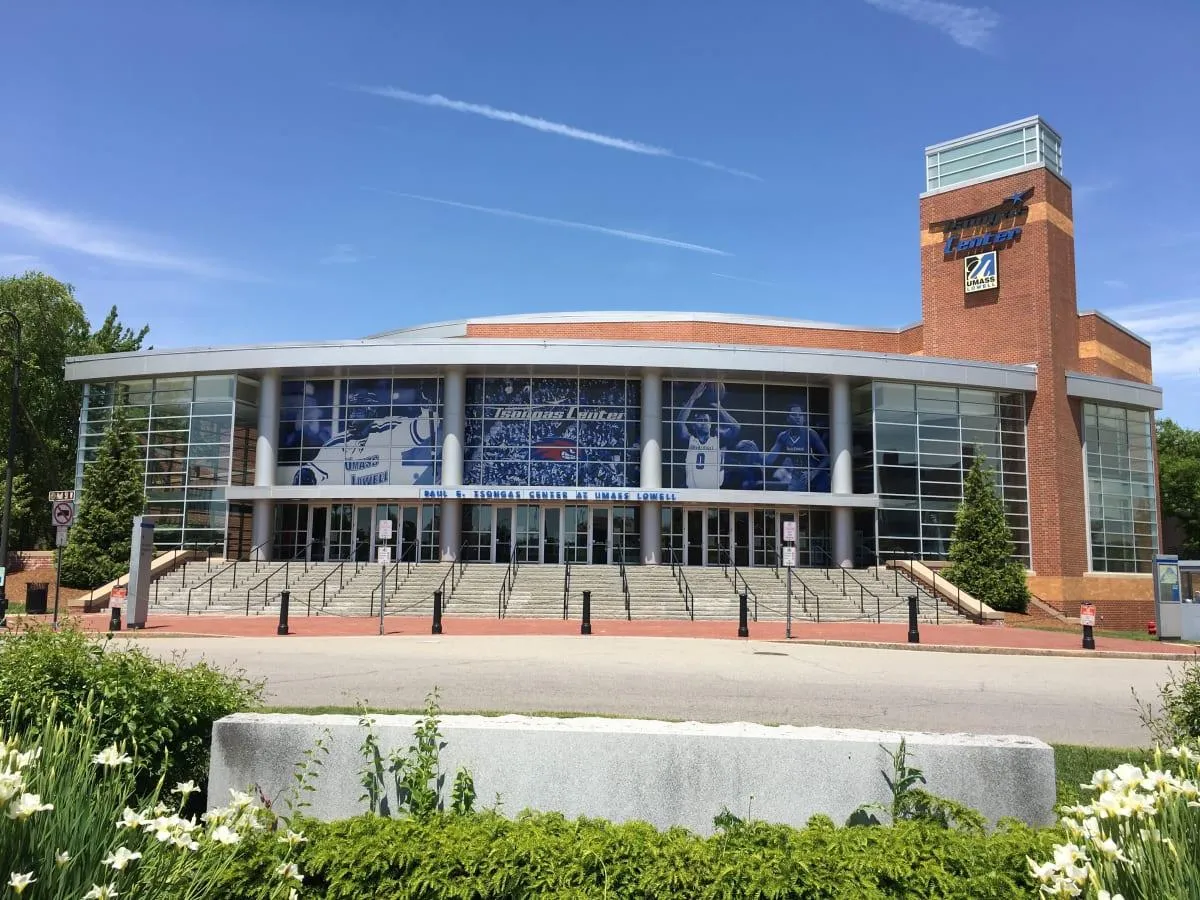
[440, 368, 466, 561]
[640, 369, 662, 564]
[252, 369, 281, 561]
[830, 376, 854, 568]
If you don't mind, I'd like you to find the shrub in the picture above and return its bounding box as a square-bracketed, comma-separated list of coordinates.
[1135, 656, 1200, 748]
[1, 697, 303, 899]
[213, 810, 1057, 899]
[0, 625, 261, 791]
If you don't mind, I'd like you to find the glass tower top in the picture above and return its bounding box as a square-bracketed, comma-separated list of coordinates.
[924, 116, 1064, 195]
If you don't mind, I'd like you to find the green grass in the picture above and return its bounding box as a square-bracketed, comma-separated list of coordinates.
[258, 704, 1147, 813]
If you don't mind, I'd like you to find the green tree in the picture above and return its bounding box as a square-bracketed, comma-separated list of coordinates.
[59, 404, 146, 588]
[1157, 418, 1200, 556]
[0, 271, 147, 550]
[942, 450, 1030, 613]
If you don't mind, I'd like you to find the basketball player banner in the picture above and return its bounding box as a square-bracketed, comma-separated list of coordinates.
[664, 380, 832, 493]
[276, 377, 443, 487]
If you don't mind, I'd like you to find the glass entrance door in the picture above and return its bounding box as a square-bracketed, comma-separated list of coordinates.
[543, 508, 561, 563]
[327, 504, 355, 561]
[686, 509, 704, 566]
[310, 507, 328, 562]
[513, 505, 540, 562]
[733, 510, 750, 568]
[495, 508, 513, 564]
[753, 509, 777, 568]
[612, 506, 640, 564]
[374, 505, 399, 562]
[354, 506, 372, 561]
[706, 508, 731, 566]
[564, 505, 589, 564]
[591, 507, 609, 564]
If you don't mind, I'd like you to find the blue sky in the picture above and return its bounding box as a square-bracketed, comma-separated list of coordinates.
[1, 0, 1197, 425]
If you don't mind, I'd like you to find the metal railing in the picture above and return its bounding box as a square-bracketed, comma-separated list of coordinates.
[881, 553, 960, 624]
[497, 554, 518, 619]
[562, 559, 572, 619]
[306, 562, 348, 615]
[368, 563, 405, 617]
[618, 558, 631, 621]
[183, 541, 267, 615]
[668, 549, 694, 621]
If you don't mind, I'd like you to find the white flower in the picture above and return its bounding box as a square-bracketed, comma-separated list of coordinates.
[101, 847, 142, 871]
[172, 780, 198, 800]
[210, 825, 240, 845]
[1090, 837, 1128, 862]
[275, 862, 303, 883]
[55, 850, 71, 866]
[92, 746, 133, 768]
[83, 885, 119, 900]
[1027, 856, 1058, 881]
[0, 774, 24, 805]
[7, 793, 53, 820]
[201, 807, 230, 825]
[117, 808, 149, 830]
[7, 872, 35, 894]
[1098, 892, 1125, 900]
[1051, 843, 1087, 869]
[14, 749, 41, 769]
[152, 802, 171, 817]
[288, 890, 299, 900]
[229, 789, 254, 810]
[279, 829, 307, 846]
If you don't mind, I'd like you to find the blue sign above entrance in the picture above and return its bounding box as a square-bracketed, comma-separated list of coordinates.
[422, 488, 679, 502]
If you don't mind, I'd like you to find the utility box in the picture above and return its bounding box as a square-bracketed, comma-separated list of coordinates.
[125, 516, 155, 629]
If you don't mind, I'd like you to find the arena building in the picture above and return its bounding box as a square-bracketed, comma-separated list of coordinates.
[64, 116, 1163, 621]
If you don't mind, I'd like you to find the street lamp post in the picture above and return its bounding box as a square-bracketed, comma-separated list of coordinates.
[0, 308, 20, 628]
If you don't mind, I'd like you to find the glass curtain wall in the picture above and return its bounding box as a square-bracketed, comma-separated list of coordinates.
[1083, 403, 1158, 573]
[78, 375, 246, 551]
[872, 382, 1031, 563]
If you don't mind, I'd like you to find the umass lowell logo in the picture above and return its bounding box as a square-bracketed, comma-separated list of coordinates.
[934, 188, 1031, 256]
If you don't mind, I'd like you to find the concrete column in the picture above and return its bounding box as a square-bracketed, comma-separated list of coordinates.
[640, 370, 662, 564]
[830, 376, 854, 568]
[252, 369, 281, 561]
[440, 367, 466, 561]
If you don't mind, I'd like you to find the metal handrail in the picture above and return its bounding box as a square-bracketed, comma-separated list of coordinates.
[368, 562, 406, 615]
[732, 564, 758, 621]
[562, 558, 572, 619]
[668, 548, 694, 621]
[433, 560, 458, 612]
[618, 558, 631, 621]
[247, 539, 271, 572]
[306, 562, 347, 615]
[497, 554, 518, 618]
[885, 553, 955, 624]
[186, 555, 246, 616]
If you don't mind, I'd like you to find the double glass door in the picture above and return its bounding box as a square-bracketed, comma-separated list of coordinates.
[662, 507, 821, 567]
[310, 503, 440, 563]
[460, 503, 639, 564]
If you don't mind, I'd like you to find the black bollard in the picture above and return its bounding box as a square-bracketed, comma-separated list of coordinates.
[109, 606, 121, 632]
[738, 592, 749, 638]
[432, 589, 443, 635]
[1083, 623, 1095, 651]
[581, 590, 592, 635]
[907, 595, 919, 644]
[277, 590, 290, 636]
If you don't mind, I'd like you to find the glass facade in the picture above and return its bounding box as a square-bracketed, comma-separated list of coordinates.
[662, 380, 831, 492]
[872, 382, 1031, 564]
[464, 377, 641, 487]
[77, 375, 257, 550]
[1083, 403, 1158, 573]
[276, 377, 442, 486]
[925, 117, 1063, 192]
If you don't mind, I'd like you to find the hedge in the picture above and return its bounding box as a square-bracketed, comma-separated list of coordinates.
[219, 810, 1058, 899]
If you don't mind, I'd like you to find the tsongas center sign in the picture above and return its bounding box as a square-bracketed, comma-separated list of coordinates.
[934, 188, 1031, 256]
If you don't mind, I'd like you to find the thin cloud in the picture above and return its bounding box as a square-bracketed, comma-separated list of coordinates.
[353, 86, 761, 181]
[0, 194, 253, 280]
[0, 253, 39, 268]
[1106, 300, 1200, 378]
[1074, 178, 1118, 200]
[1103, 279, 1128, 290]
[863, 0, 999, 50]
[711, 272, 781, 288]
[320, 243, 367, 265]
[385, 191, 730, 256]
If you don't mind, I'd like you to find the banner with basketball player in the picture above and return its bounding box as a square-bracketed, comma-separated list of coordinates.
[464, 377, 640, 487]
[275, 378, 442, 486]
[663, 381, 831, 492]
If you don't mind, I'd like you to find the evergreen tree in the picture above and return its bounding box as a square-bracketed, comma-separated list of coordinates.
[59, 404, 146, 588]
[942, 450, 1030, 613]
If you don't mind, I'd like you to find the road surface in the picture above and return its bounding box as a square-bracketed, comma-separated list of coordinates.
[129, 635, 1178, 746]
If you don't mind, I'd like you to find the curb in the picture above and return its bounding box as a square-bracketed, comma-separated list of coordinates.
[779, 638, 1199, 661]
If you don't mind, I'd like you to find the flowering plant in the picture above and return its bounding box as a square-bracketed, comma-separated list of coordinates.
[1030, 745, 1200, 898]
[1, 698, 303, 899]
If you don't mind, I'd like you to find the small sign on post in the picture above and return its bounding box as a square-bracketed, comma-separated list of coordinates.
[1079, 604, 1096, 627]
[782, 546, 797, 568]
[48, 490, 75, 502]
[377, 519, 393, 541]
[55, 526, 69, 548]
[377, 546, 392, 566]
[783, 521, 796, 544]
[51, 501, 75, 528]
